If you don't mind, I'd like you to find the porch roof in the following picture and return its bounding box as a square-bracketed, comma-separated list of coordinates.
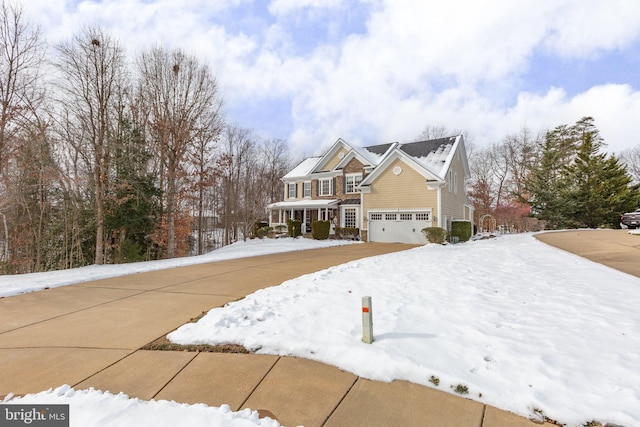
[268, 199, 340, 210]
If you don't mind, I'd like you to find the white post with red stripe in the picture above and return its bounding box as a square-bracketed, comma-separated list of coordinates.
[362, 296, 373, 344]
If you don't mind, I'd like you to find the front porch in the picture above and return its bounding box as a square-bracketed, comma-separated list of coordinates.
[267, 199, 340, 234]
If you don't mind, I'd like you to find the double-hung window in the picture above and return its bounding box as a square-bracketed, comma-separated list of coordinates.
[288, 183, 296, 199]
[319, 178, 333, 196]
[345, 173, 362, 193]
[303, 181, 311, 198]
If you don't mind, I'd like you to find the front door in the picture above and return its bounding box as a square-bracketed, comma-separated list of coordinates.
[341, 206, 359, 228]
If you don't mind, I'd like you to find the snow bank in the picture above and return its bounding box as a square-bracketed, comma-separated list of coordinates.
[169, 233, 640, 426]
[2, 385, 279, 427]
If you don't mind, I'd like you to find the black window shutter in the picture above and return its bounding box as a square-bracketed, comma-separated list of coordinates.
[333, 177, 336, 195]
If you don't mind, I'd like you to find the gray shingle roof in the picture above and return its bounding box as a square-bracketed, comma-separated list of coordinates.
[397, 137, 457, 158]
[363, 143, 394, 155]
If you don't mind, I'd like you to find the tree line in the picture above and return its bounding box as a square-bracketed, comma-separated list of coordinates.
[467, 117, 640, 232]
[0, 3, 289, 274]
[3, 2, 639, 274]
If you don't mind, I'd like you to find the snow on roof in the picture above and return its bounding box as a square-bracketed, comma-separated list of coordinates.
[287, 136, 458, 180]
[399, 137, 457, 178]
[284, 156, 322, 179]
[267, 199, 340, 209]
[350, 145, 382, 166]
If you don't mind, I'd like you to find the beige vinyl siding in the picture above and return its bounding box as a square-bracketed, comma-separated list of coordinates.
[362, 159, 439, 226]
[440, 152, 469, 224]
[323, 149, 347, 171]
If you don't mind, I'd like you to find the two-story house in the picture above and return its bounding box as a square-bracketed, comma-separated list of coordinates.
[267, 135, 473, 244]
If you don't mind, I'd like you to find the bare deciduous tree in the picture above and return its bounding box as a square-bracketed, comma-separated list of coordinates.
[468, 128, 542, 232]
[137, 47, 223, 258]
[55, 27, 127, 265]
[0, 1, 45, 268]
[0, 0, 43, 174]
[218, 124, 255, 244]
[186, 112, 223, 255]
[620, 146, 640, 184]
[260, 138, 290, 206]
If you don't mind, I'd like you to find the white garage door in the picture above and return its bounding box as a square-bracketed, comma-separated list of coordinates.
[368, 211, 432, 244]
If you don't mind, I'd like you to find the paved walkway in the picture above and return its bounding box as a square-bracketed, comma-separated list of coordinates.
[1, 242, 549, 427]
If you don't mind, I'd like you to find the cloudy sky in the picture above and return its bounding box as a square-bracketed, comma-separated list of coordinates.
[18, 0, 640, 158]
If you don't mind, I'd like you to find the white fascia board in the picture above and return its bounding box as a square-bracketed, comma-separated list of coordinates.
[427, 181, 444, 190]
[334, 149, 374, 170]
[457, 135, 471, 180]
[312, 170, 341, 179]
[360, 148, 442, 187]
[438, 135, 463, 179]
[283, 156, 322, 180]
[311, 138, 354, 173]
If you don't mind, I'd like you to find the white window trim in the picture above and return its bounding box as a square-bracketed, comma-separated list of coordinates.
[303, 181, 311, 198]
[288, 183, 296, 199]
[453, 173, 458, 194]
[345, 173, 363, 194]
[341, 206, 359, 228]
[319, 178, 333, 196]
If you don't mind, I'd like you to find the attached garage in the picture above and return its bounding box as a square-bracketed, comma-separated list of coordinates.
[367, 211, 432, 244]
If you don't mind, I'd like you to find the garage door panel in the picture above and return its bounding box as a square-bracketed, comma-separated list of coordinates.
[369, 211, 431, 244]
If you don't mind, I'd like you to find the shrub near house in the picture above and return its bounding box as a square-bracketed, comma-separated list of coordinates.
[311, 220, 330, 240]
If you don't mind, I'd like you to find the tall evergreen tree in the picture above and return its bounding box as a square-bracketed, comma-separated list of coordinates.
[563, 131, 638, 228]
[529, 117, 639, 229]
[527, 129, 573, 229]
[104, 118, 160, 263]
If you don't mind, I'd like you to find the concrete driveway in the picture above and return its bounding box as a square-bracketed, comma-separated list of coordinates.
[535, 229, 640, 278]
[0, 242, 551, 427]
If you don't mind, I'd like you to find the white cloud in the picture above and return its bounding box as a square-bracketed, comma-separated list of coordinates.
[13, 0, 640, 158]
[268, 0, 350, 16]
[266, 0, 640, 155]
[542, 0, 640, 57]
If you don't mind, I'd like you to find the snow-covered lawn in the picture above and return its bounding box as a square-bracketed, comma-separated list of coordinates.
[3, 232, 640, 426]
[168, 233, 640, 426]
